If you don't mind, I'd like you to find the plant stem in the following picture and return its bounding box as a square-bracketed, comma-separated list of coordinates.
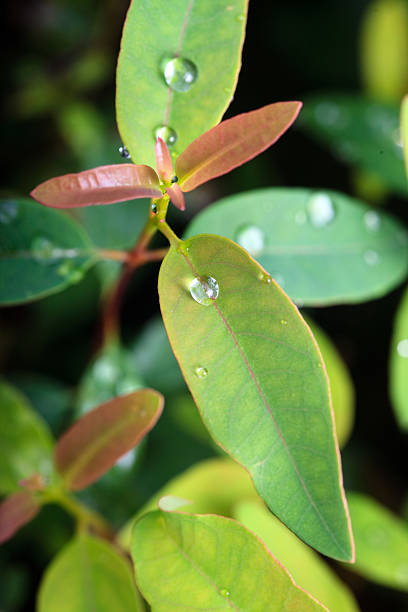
[156, 219, 181, 248]
[96, 249, 131, 263]
[44, 489, 113, 539]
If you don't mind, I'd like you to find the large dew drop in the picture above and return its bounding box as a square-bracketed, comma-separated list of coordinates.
[307, 192, 336, 227]
[154, 125, 177, 146]
[235, 224, 265, 256]
[0, 200, 19, 224]
[189, 276, 219, 306]
[162, 57, 198, 92]
[397, 339, 408, 358]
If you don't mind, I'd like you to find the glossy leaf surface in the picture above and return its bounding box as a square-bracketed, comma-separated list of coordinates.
[402, 94, 408, 177]
[234, 500, 359, 612]
[38, 534, 144, 612]
[300, 95, 406, 194]
[0, 491, 41, 544]
[176, 102, 302, 191]
[185, 188, 408, 305]
[0, 198, 95, 305]
[0, 380, 53, 495]
[55, 389, 163, 490]
[346, 493, 408, 591]
[116, 0, 248, 167]
[132, 511, 326, 611]
[158, 234, 353, 560]
[390, 286, 408, 430]
[31, 164, 162, 208]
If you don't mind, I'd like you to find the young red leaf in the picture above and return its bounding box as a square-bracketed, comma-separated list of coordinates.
[166, 183, 185, 211]
[0, 491, 40, 544]
[55, 389, 163, 491]
[176, 101, 302, 192]
[155, 137, 174, 182]
[31, 164, 162, 208]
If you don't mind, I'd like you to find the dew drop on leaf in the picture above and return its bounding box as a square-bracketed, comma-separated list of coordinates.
[189, 276, 219, 306]
[31, 236, 59, 263]
[258, 272, 272, 284]
[162, 57, 198, 92]
[364, 210, 381, 231]
[220, 589, 231, 597]
[307, 192, 336, 228]
[194, 366, 208, 379]
[154, 125, 178, 146]
[397, 339, 408, 358]
[280, 319, 288, 325]
[0, 200, 19, 224]
[118, 145, 131, 159]
[235, 224, 265, 255]
[364, 249, 379, 265]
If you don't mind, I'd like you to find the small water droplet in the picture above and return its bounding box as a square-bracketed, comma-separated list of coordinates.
[295, 210, 307, 225]
[220, 589, 231, 597]
[151, 203, 158, 214]
[235, 224, 265, 255]
[118, 145, 131, 159]
[395, 563, 408, 585]
[364, 210, 381, 231]
[236, 14, 244, 21]
[258, 272, 272, 284]
[397, 339, 408, 358]
[189, 276, 219, 306]
[307, 192, 336, 228]
[0, 200, 19, 224]
[195, 366, 208, 379]
[154, 125, 178, 146]
[93, 356, 118, 383]
[31, 236, 59, 263]
[57, 260, 84, 283]
[162, 57, 198, 92]
[280, 319, 288, 325]
[364, 250, 379, 265]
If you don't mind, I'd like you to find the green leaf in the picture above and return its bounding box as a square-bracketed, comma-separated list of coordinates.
[38, 534, 144, 612]
[300, 95, 407, 194]
[0, 491, 41, 544]
[234, 499, 360, 612]
[0, 198, 96, 305]
[402, 94, 408, 178]
[132, 511, 327, 611]
[307, 319, 355, 448]
[184, 188, 408, 305]
[116, 0, 248, 168]
[158, 234, 353, 561]
[390, 286, 408, 429]
[0, 380, 54, 495]
[55, 389, 163, 490]
[346, 493, 408, 591]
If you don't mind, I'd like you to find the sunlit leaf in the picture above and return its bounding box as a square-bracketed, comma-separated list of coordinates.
[31, 165, 162, 208]
[402, 94, 408, 178]
[0, 198, 95, 305]
[345, 493, 408, 591]
[38, 534, 144, 612]
[176, 102, 302, 191]
[185, 188, 408, 305]
[234, 499, 360, 612]
[390, 286, 408, 430]
[0, 380, 53, 495]
[132, 511, 327, 610]
[116, 0, 249, 167]
[300, 95, 406, 194]
[55, 389, 163, 490]
[158, 234, 353, 560]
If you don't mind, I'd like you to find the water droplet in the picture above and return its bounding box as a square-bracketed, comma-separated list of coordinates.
[162, 57, 198, 93]
[195, 366, 208, 379]
[57, 260, 84, 283]
[151, 203, 158, 214]
[364, 250, 379, 265]
[307, 192, 336, 228]
[364, 210, 381, 231]
[93, 356, 118, 383]
[118, 145, 131, 159]
[397, 339, 408, 358]
[189, 276, 219, 306]
[31, 236, 59, 263]
[220, 589, 231, 597]
[258, 272, 272, 284]
[154, 125, 178, 146]
[280, 319, 288, 325]
[0, 200, 18, 224]
[236, 14, 244, 21]
[235, 224, 265, 255]
[395, 563, 408, 585]
[295, 210, 307, 225]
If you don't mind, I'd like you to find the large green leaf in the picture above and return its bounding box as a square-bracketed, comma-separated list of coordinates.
[390, 285, 408, 430]
[234, 499, 359, 612]
[345, 493, 408, 591]
[0, 380, 54, 495]
[300, 95, 407, 194]
[184, 188, 408, 305]
[132, 511, 327, 611]
[116, 0, 248, 168]
[0, 198, 96, 305]
[158, 234, 353, 561]
[402, 95, 408, 177]
[38, 534, 144, 612]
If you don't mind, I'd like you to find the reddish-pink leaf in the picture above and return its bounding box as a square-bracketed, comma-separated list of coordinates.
[166, 183, 185, 211]
[0, 491, 40, 544]
[55, 389, 164, 491]
[30, 164, 162, 208]
[176, 102, 302, 192]
[155, 137, 174, 182]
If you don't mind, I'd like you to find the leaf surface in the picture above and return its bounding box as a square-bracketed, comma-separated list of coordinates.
[116, 0, 248, 168]
[31, 164, 162, 208]
[38, 534, 144, 612]
[184, 188, 408, 305]
[55, 389, 163, 490]
[158, 234, 353, 560]
[234, 499, 359, 612]
[0, 380, 53, 495]
[0, 491, 40, 544]
[390, 286, 408, 430]
[132, 511, 327, 611]
[176, 102, 301, 191]
[0, 198, 95, 305]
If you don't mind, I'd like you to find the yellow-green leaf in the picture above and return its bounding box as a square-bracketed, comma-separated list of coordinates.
[390, 285, 408, 430]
